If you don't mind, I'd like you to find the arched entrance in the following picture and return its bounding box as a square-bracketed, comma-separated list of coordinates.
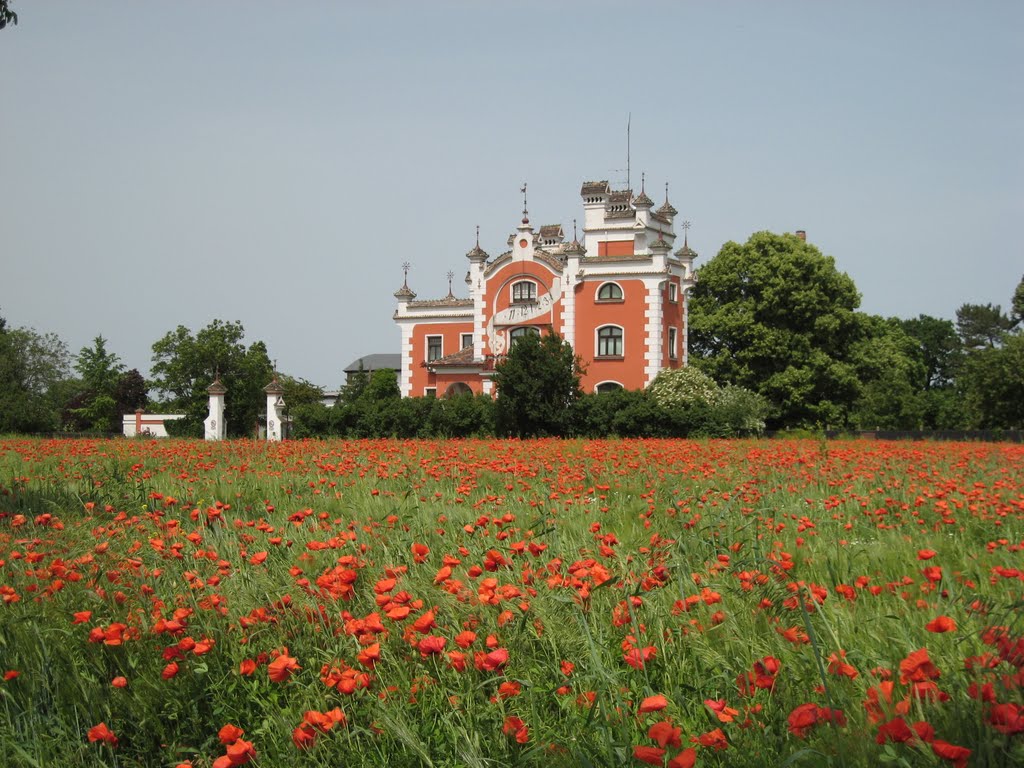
[444, 382, 473, 398]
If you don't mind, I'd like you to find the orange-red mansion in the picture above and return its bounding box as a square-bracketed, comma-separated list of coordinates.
[394, 180, 697, 398]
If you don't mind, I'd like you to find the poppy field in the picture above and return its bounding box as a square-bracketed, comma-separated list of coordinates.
[0, 437, 1022, 768]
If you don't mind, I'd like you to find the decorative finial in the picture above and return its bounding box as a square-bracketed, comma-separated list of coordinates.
[665, 182, 670, 201]
[401, 261, 411, 288]
[641, 172, 645, 194]
[475, 225, 480, 248]
[446, 270, 454, 297]
[681, 220, 691, 248]
[521, 182, 528, 222]
[573, 218, 578, 241]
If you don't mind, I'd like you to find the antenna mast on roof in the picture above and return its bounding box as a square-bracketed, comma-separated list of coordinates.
[626, 113, 631, 192]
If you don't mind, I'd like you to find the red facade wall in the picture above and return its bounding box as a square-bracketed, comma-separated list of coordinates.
[408, 321, 472, 396]
[574, 278, 649, 392]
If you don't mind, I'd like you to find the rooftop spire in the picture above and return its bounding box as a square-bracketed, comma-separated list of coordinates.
[446, 270, 454, 298]
[521, 182, 529, 223]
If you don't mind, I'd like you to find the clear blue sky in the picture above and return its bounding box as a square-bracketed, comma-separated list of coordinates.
[2, 1, 1021, 388]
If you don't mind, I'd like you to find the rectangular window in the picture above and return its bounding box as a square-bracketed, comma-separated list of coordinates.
[668, 327, 678, 360]
[461, 333, 473, 349]
[426, 335, 442, 362]
[512, 281, 536, 303]
[669, 283, 678, 302]
[424, 388, 436, 398]
[597, 326, 623, 357]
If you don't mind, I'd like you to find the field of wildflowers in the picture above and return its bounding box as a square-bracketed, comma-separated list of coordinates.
[0, 437, 1022, 767]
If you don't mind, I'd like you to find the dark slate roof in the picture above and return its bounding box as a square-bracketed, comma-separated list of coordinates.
[344, 354, 402, 374]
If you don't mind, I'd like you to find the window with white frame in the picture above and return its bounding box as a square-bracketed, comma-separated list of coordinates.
[595, 381, 623, 394]
[461, 333, 473, 349]
[596, 282, 624, 302]
[668, 327, 678, 359]
[668, 282, 678, 302]
[424, 388, 437, 398]
[596, 325, 623, 357]
[511, 280, 537, 303]
[426, 335, 443, 362]
[509, 326, 540, 344]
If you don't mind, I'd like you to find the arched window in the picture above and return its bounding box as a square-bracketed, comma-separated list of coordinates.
[511, 280, 537, 303]
[509, 326, 540, 344]
[596, 282, 623, 301]
[595, 381, 623, 394]
[596, 325, 623, 357]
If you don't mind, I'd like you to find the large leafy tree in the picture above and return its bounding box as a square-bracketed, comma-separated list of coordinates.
[65, 336, 125, 432]
[688, 231, 862, 429]
[150, 320, 273, 437]
[0, 314, 71, 433]
[850, 316, 927, 430]
[493, 330, 583, 437]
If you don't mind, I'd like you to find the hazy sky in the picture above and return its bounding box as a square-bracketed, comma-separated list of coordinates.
[2, 1, 1022, 389]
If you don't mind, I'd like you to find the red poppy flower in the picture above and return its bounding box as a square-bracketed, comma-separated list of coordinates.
[218, 723, 244, 745]
[925, 616, 957, 633]
[648, 720, 682, 748]
[87, 722, 118, 746]
[268, 652, 300, 683]
[632, 745, 666, 765]
[668, 749, 696, 768]
[931, 740, 970, 768]
[639, 694, 669, 713]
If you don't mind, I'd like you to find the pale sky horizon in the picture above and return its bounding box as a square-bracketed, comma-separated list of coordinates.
[2, 1, 1022, 389]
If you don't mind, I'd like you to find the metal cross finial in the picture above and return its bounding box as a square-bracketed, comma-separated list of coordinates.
[446, 270, 454, 296]
[681, 220, 691, 248]
[401, 261, 411, 288]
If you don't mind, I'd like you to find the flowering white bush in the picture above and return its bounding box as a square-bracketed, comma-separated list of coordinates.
[647, 367, 720, 409]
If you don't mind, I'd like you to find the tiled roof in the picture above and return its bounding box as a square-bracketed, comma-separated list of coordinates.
[427, 347, 482, 368]
[650, 212, 671, 225]
[581, 180, 610, 196]
[394, 285, 416, 300]
[657, 200, 677, 217]
[407, 297, 474, 309]
[633, 190, 654, 208]
[538, 224, 564, 240]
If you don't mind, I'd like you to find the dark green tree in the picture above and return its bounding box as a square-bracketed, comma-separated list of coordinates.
[150, 320, 273, 437]
[1011, 275, 1024, 329]
[114, 369, 149, 417]
[493, 331, 583, 437]
[0, 1, 16, 30]
[958, 333, 1024, 429]
[0, 315, 71, 433]
[688, 231, 862, 429]
[955, 303, 1011, 351]
[898, 315, 959, 390]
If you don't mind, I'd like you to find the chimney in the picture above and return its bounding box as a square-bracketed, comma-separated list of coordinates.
[795, 230, 806, 241]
